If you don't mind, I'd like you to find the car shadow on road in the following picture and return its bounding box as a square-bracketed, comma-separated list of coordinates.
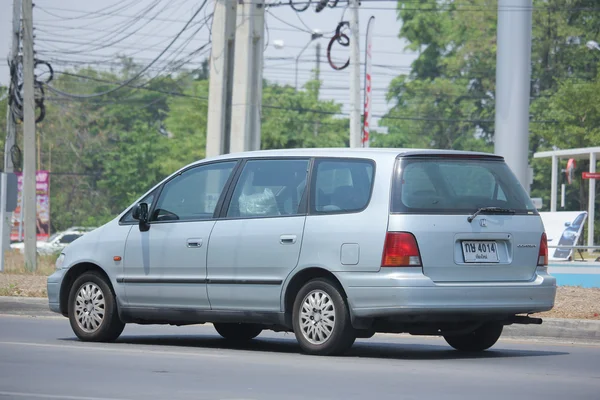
[60, 333, 569, 361]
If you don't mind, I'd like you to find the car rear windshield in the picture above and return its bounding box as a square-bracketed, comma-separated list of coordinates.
[391, 157, 538, 215]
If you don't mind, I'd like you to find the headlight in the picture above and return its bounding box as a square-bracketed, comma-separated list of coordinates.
[55, 253, 65, 269]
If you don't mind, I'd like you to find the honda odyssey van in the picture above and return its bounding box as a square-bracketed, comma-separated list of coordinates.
[47, 149, 556, 356]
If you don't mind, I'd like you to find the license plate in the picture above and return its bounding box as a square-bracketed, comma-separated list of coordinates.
[462, 241, 499, 263]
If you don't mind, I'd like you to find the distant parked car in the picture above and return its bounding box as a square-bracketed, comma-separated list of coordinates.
[11, 227, 95, 256]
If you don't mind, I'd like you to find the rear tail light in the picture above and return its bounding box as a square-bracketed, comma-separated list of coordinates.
[538, 232, 548, 266]
[381, 232, 422, 267]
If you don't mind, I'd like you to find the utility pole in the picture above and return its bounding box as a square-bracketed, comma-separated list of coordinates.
[494, 0, 533, 193]
[229, 0, 264, 153]
[0, 0, 21, 272]
[315, 42, 321, 87]
[205, 0, 237, 158]
[348, 0, 361, 148]
[22, 0, 37, 271]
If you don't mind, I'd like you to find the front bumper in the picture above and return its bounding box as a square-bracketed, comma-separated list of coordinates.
[338, 267, 557, 318]
[47, 268, 67, 314]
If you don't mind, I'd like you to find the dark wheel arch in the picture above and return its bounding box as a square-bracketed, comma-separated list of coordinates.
[59, 263, 116, 316]
[283, 267, 349, 329]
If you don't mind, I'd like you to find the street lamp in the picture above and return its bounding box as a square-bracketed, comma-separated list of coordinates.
[274, 29, 323, 90]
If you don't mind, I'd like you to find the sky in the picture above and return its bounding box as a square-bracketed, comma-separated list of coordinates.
[0, 0, 419, 128]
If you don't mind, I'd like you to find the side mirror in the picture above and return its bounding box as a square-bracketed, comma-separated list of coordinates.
[132, 203, 150, 232]
[564, 222, 571, 227]
[132, 204, 141, 220]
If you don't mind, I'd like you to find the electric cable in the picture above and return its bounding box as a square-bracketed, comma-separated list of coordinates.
[43, 0, 209, 99]
[327, 21, 350, 70]
[289, 0, 311, 12]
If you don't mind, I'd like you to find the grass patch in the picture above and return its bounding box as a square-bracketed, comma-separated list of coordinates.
[0, 282, 47, 297]
[1, 251, 57, 276]
[0, 283, 22, 296]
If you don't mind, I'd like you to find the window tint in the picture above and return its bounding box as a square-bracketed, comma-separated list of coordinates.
[227, 159, 309, 218]
[60, 234, 82, 244]
[121, 192, 156, 223]
[392, 158, 537, 214]
[312, 159, 374, 213]
[152, 161, 236, 222]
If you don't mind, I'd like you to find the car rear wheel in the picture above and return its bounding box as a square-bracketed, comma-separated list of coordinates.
[292, 278, 356, 356]
[213, 323, 263, 341]
[443, 322, 503, 352]
[68, 272, 125, 342]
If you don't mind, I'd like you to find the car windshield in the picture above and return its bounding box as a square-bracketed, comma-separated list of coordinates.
[391, 157, 537, 215]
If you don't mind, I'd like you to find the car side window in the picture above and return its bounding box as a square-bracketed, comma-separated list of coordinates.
[312, 159, 374, 213]
[226, 159, 309, 218]
[152, 161, 236, 222]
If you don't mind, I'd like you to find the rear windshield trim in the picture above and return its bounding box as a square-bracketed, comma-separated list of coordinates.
[397, 152, 504, 161]
[390, 157, 539, 216]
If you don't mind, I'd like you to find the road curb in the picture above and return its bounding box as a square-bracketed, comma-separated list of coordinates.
[0, 296, 56, 317]
[1, 296, 598, 342]
[503, 318, 600, 342]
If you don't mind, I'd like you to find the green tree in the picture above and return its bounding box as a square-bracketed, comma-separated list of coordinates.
[530, 72, 600, 237]
[261, 80, 349, 149]
[161, 77, 209, 175]
[372, 0, 498, 150]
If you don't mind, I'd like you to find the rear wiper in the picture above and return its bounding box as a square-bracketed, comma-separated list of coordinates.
[467, 207, 516, 223]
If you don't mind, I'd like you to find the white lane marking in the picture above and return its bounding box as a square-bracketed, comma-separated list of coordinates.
[0, 391, 132, 400]
[0, 341, 227, 358]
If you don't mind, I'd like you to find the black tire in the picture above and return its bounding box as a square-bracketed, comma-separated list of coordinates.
[213, 323, 263, 341]
[67, 271, 125, 342]
[443, 322, 503, 352]
[292, 278, 356, 356]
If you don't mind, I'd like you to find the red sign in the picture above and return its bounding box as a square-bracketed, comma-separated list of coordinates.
[582, 172, 600, 179]
[11, 170, 50, 242]
[362, 16, 375, 148]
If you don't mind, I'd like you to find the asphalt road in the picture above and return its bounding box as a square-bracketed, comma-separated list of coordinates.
[0, 315, 598, 400]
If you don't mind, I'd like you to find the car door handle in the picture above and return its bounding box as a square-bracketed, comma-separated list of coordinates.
[186, 238, 203, 248]
[280, 235, 297, 245]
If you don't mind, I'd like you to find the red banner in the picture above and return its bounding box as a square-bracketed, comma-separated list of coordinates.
[582, 172, 600, 180]
[11, 170, 50, 242]
[362, 16, 375, 148]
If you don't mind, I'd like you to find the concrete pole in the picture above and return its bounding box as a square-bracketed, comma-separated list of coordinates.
[205, 0, 237, 158]
[0, 0, 22, 272]
[550, 155, 558, 212]
[588, 152, 596, 253]
[315, 42, 321, 86]
[349, 0, 361, 148]
[494, 0, 533, 193]
[229, 0, 264, 153]
[22, 0, 37, 271]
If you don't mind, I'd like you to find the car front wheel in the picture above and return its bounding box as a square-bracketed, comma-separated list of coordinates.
[67, 272, 125, 342]
[443, 322, 503, 352]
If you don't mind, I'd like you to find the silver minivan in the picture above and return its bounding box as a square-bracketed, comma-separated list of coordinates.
[47, 149, 556, 355]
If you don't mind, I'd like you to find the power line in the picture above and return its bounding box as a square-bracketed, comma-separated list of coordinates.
[273, 1, 600, 12]
[44, 0, 210, 99]
[36, 3, 201, 25]
[35, 1, 186, 56]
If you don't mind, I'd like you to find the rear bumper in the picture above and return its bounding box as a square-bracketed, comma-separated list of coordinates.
[337, 267, 557, 318]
